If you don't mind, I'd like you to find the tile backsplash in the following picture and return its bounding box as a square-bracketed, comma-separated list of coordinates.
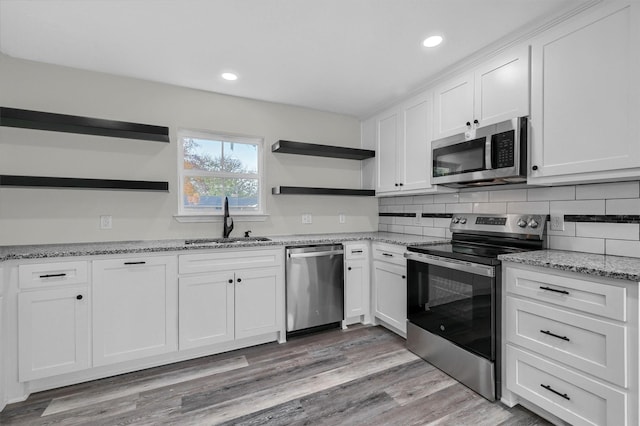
[378, 181, 640, 258]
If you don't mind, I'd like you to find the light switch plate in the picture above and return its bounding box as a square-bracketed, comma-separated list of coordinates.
[339, 213, 346, 224]
[100, 215, 112, 229]
[302, 213, 312, 224]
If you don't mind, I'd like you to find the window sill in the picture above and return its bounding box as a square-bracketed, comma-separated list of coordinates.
[174, 214, 269, 223]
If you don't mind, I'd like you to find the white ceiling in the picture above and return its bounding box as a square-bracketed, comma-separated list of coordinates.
[0, 0, 590, 118]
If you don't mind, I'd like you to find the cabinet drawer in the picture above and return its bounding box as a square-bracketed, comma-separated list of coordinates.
[506, 345, 627, 426]
[506, 296, 627, 387]
[344, 243, 368, 260]
[505, 266, 626, 321]
[372, 243, 406, 266]
[19, 261, 89, 289]
[179, 248, 282, 275]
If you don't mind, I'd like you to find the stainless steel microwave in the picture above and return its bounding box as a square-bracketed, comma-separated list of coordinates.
[431, 117, 527, 188]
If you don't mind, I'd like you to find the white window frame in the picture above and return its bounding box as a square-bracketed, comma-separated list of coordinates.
[174, 128, 267, 223]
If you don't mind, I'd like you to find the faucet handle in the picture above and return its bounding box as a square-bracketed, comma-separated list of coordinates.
[244, 230, 252, 238]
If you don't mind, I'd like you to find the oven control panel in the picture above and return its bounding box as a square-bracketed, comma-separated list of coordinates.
[450, 214, 548, 237]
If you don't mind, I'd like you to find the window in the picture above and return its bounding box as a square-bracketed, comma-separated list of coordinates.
[178, 129, 264, 216]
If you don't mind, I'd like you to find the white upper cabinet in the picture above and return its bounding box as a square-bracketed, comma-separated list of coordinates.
[433, 45, 530, 140]
[376, 92, 445, 195]
[529, 0, 640, 184]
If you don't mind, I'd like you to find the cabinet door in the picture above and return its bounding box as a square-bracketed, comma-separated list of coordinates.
[234, 266, 282, 340]
[376, 111, 400, 193]
[18, 287, 89, 381]
[345, 259, 369, 319]
[401, 94, 434, 192]
[92, 256, 177, 366]
[433, 72, 474, 139]
[178, 273, 234, 350]
[474, 45, 530, 127]
[373, 261, 407, 334]
[530, 0, 640, 181]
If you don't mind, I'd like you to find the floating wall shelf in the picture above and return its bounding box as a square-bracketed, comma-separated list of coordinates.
[272, 140, 375, 160]
[0, 107, 170, 143]
[0, 175, 169, 192]
[272, 186, 375, 196]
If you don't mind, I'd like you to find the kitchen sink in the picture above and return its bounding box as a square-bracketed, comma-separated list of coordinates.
[184, 236, 271, 245]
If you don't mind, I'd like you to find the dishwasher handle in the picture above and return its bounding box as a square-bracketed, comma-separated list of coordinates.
[288, 249, 344, 259]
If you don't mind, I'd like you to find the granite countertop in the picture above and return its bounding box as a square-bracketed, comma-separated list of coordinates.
[499, 250, 640, 282]
[0, 232, 448, 262]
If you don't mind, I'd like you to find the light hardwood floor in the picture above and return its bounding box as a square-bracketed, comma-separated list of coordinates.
[0, 325, 550, 425]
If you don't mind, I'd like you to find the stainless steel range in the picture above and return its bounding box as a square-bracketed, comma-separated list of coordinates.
[404, 213, 547, 401]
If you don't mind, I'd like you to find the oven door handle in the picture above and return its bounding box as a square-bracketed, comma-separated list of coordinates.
[404, 252, 495, 278]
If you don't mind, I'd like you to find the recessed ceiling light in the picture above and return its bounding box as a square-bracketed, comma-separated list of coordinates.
[423, 35, 443, 48]
[221, 72, 238, 81]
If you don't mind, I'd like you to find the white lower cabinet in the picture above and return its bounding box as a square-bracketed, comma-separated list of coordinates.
[372, 243, 407, 336]
[18, 287, 90, 381]
[503, 263, 637, 426]
[92, 256, 178, 367]
[178, 249, 284, 351]
[344, 243, 370, 323]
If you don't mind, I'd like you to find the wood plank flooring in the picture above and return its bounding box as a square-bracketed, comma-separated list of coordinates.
[0, 325, 551, 425]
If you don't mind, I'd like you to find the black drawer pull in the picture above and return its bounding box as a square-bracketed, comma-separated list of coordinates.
[348, 267, 352, 271]
[76, 295, 83, 300]
[39, 273, 67, 278]
[540, 286, 569, 295]
[351, 250, 363, 254]
[382, 253, 393, 257]
[540, 384, 570, 401]
[228, 279, 233, 284]
[124, 261, 146, 265]
[237, 278, 242, 283]
[540, 330, 570, 342]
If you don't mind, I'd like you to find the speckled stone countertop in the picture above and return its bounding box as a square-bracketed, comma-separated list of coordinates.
[499, 250, 640, 282]
[0, 232, 448, 262]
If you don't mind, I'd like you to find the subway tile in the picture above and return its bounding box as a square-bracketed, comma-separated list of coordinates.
[413, 194, 434, 204]
[434, 218, 452, 228]
[548, 236, 605, 254]
[445, 229, 453, 239]
[423, 227, 446, 238]
[546, 221, 576, 237]
[472, 202, 507, 214]
[403, 225, 423, 236]
[387, 224, 404, 234]
[378, 205, 391, 214]
[605, 240, 640, 258]
[489, 189, 527, 202]
[378, 223, 388, 232]
[433, 193, 460, 204]
[458, 191, 489, 203]
[576, 181, 640, 200]
[507, 202, 550, 214]
[606, 198, 640, 215]
[417, 217, 435, 227]
[404, 205, 423, 215]
[550, 200, 605, 215]
[422, 204, 446, 214]
[576, 222, 640, 241]
[393, 196, 415, 205]
[446, 203, 473, 213]
[379, 197, 397, 206]
[379, 216, 394, 225]
[528, 186, 575, 201]
[396, 216, 417, 226]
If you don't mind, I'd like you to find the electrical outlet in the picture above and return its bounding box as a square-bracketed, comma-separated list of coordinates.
[339, 213, 346, 224]
[100, 215, 112, 230]
[302, 213, 313, 224]
[550, 214, 564, 231]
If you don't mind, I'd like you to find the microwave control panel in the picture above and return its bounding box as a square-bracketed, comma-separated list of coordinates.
[492, 130, 515, 168]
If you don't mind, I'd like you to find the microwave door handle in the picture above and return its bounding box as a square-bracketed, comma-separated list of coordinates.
[485, 136, 492, 170]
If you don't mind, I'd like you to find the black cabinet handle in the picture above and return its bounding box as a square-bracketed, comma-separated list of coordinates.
[540, 286, 570, 295]
[540, 330, 570, 342]
[532, 165, 539, 171]
[124, 261, 146, 265]
[382, 253, 393, 257]
[237, 278, 242, 283]
[228, 279, 233, 284]
[399, 183, 404, 186]
[402, 275, 406, 279]
[466, 121, 471, 127]
[394, 183, 399, 187]
[76, 294, 83, 300]
[39, 273, 67, 278]
[540, 384, 570, 400]
[473, 119, 479, 125]
[347, 267, 352, 271]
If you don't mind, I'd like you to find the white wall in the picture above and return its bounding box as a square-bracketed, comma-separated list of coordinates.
[379, 181, 640, 258]
[0, 54, 378, 245]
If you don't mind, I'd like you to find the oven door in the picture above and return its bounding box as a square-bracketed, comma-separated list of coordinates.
[406, 253, 496, 361]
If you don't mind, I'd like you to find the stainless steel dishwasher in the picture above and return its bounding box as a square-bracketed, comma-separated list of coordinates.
[286, 244, 344, 334]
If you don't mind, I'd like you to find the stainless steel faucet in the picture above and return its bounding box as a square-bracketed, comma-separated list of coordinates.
[223, 196, 234, 238]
